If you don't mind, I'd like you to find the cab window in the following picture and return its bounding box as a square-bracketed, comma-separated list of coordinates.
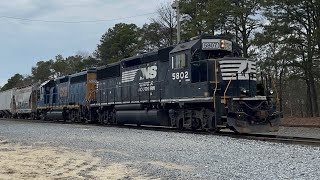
[172, 54, 187, 69]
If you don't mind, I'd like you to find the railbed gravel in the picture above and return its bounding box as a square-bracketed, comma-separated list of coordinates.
[0, 119, 319, 179]
[265, 126, 320, 139]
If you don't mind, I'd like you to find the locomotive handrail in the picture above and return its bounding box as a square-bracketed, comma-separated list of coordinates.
[213, 60, 218, 110]
[95, 80, 165, 105]
[190, 58, 219, 63]
[224, 74, 235, 105]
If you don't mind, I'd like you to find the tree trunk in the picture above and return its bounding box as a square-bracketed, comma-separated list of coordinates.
[279, 72, 283, 112]
[299, 99, 304, 117]
[241, 21, 249, 58]
[310, 75, 319, 117]
[306, 79, 314, 117]
[305, 2, 319, 117]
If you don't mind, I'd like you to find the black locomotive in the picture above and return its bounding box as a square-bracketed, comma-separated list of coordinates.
[89, 35, 280, 133]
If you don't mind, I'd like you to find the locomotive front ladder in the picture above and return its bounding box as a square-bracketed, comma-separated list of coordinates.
[212, 60, 223, 128]
[213, 60, 219, 111]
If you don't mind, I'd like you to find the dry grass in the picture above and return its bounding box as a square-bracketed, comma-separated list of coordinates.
[0, 140, 149, 180]
[281, 117, 320, 128]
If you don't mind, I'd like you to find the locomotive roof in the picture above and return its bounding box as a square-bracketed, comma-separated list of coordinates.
[56, 75, 69, 80]
[39, 79, 53, 88]
[96, 62, 120, 70]
[170, 39, 199, 54]
[69, 71, 87, 77]
[121, 50, 158, 62]
[170, 35, 236, 54]
[69, 68, 97, 77]
[120, 46, 173, 67]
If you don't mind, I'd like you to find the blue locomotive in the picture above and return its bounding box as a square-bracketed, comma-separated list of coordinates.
[36, 68, 97, 122]
[0, 35, 280, 133]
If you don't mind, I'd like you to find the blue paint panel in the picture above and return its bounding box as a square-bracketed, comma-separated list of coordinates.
[37, 80, 56, 108]
[56, 82, 69, 106]
[69, 82, 86, 106]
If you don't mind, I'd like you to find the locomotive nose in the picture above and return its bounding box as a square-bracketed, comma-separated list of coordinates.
[227, 112, 281, 133]
[255, 110, 269, 120]
[227, 98, 281, 133]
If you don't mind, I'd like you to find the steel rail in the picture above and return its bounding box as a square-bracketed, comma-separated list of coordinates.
[1, 118, 320, 146]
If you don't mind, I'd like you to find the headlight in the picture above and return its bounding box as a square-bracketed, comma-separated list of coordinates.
[220, 40, 225, 49]
[269, 90, 274, 95]
[240, 88, 247, 95]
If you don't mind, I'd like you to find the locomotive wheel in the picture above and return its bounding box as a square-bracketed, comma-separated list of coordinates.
[99, 112, 106, 125]
[66, 112, 73, 123]
[31, 113, 35, 120]
[70, 111, 77, 123]
[177, 119, 184, 131]
[85, 118, 89, 124]
[41, 114, 47, 121]
[207, 128, 221, 133]
[111, 111, 117, 125]
[191, 118, 201, 131]
[85, 117, 92, 124]
[228, 126, 240, 134]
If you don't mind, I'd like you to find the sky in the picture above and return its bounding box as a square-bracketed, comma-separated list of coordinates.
[0, 0, 172, 86]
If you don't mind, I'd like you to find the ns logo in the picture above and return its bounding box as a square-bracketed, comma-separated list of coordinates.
[238, 61, 252, 77]
[140, 66, 157, 80]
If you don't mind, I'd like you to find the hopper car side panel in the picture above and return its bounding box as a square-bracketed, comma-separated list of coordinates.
[13, 86, 33, 118]
[0, 89, 15, 118]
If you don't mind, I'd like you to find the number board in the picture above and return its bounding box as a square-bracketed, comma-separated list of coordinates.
[202, 39, 233, 52]
[172, 71, 189, 81]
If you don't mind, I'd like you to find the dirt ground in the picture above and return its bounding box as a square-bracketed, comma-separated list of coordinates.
[281, 117, 320, 128]
[0, 139, 150, 180]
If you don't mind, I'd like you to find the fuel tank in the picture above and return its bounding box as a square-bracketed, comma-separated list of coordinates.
[46, 110, 68, 121]
[116, 110, 170, 126]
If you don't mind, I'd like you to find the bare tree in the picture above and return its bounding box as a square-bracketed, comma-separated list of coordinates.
[151, 2, 177, 46]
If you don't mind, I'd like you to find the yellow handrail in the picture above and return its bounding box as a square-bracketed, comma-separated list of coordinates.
[224, 74, 235, 105]
[213, 60, 218, 110]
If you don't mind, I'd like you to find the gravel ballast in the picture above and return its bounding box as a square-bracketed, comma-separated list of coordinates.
[266, 126, 320, 139]
[0, 119, 319, 179]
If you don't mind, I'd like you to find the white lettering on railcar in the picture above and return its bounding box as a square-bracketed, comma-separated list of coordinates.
[140, 66, 157, 80]
[138, 81, 156, 92]
[122, 65, 158, 83]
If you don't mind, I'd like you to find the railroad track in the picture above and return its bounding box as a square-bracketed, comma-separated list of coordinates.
[217, 132, 320, 147]
[1, 118, 320, 146]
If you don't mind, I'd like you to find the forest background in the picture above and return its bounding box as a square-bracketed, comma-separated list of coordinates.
[1, 0, 319, 118]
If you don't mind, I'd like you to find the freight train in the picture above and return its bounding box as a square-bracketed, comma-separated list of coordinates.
[0, 35, 280, 133]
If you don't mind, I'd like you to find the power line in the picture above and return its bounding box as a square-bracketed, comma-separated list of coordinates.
[0, 12, 157, 24]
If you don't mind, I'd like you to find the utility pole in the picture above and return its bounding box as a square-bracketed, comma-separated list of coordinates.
[172, 0, 181, 44]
